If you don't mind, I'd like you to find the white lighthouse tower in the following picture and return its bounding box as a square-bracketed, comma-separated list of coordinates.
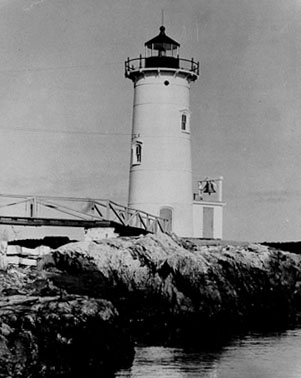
[125, 26, 224, 238]
[125, 26, 198, 237]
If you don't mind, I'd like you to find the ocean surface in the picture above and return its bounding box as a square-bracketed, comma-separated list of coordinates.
[115, 327, 301, 378]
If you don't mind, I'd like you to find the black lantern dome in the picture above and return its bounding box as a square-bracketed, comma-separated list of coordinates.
[144, 26, 180, 69]
[145, 26, 180, 52]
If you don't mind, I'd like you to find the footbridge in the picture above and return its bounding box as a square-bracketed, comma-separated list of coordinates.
[0, 194, 169, 236]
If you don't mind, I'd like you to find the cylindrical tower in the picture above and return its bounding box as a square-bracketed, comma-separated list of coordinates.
[125, 26, 199, 236]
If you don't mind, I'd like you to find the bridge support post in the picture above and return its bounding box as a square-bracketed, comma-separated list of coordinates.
[106, 200, 111, 221]
[29, 197, 37, 218]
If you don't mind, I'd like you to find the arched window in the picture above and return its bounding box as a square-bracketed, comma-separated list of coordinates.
[131, 141, 143, 166]
[136, 143, 142, 163]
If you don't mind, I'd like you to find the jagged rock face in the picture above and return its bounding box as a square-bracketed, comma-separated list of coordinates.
[40, 234, 301, 344]
[0, 293, 134, 377]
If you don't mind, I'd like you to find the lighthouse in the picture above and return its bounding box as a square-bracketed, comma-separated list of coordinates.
[125, 26, 224, 238]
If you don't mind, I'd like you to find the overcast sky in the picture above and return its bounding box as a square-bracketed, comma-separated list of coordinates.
[0, 0, 300, 242]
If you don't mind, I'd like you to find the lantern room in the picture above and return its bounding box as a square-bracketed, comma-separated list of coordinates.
[124, 26, 199, 82]
[144, 26, 180, 69]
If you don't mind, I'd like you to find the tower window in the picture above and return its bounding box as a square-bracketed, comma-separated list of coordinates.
[180, 110, 190, 133]
[136, 144, 142, 163]
[181, 114, 187, 130]
[131, 141, 142, 165]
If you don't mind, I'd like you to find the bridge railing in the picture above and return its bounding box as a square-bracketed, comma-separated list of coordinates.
[0, 194, 170, 234]
[99, 200, 169, 233]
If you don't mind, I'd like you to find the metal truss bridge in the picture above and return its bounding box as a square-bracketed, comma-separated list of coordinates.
[0, 194, 169, 236]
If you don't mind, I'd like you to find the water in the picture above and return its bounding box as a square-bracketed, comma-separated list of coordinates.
[115, 328, 301, 378]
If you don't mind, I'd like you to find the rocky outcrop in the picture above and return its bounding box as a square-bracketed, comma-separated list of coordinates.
[2, 233, 301, 375]
[39, 234, 301, 344]
[0, 269, 134, 378]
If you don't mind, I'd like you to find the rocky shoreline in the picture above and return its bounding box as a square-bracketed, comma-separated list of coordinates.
[1, 233, 301, 376]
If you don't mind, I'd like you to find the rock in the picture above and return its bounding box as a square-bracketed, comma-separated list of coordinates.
[0, 294, 134, 377]
[39, 234, 301, 344]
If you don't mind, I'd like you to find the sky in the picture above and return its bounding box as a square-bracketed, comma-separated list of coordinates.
[0, 0, 300, 242]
